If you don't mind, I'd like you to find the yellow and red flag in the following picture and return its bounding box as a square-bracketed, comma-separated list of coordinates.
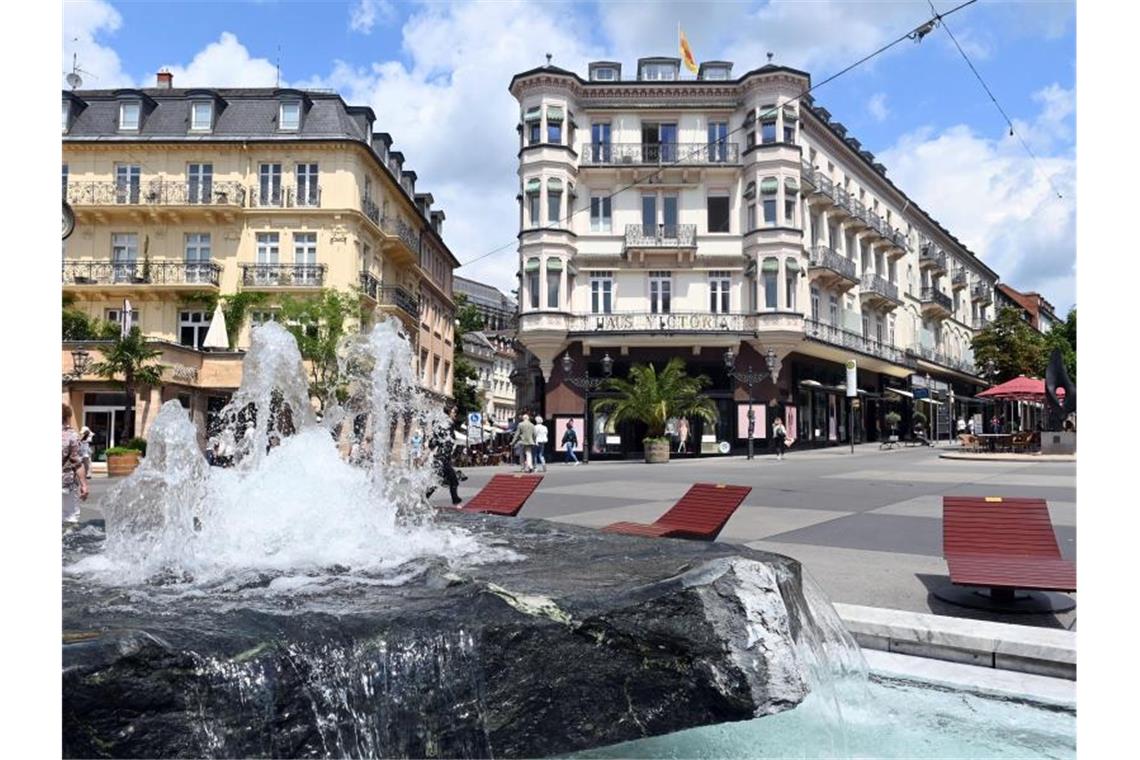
[679, 26, 698, 74]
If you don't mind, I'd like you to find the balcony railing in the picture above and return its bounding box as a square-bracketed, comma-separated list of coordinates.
[952, 270, 968, 289]
[568, 311, 761, 334]
[801, 160, 816, 189]
[240, 263, 326, 287]
[379, 285, 420, 318]
[891, 229, 909, 252]
[807, 245, 857, 280]
[804, 317, 913, 366]
[813, 174, 835, 199]
[920, 247, 948, 271]
[381, 216, 421, 254]
[580, 142, 740, 166]
[851, 199, 869, 225]
[921, 286, 953, 312]
[361, 197, 381, 226]
[624, 223, 697, 248]
[910, 345, 977, 375]
[65, 180, 246, 208]
[834, 187, 852, 213]
[860, 272, 900, 302]
[250, 185, 323, 208]
[971, 283, 993, 303]
[62, 260, 222, 286]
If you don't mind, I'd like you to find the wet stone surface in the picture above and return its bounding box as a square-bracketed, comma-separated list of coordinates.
[63, 513, 824, 759]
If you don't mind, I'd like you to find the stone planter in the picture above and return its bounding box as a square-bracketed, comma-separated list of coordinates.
[107, 452, 141, 477]
[644, 439, 671, 464]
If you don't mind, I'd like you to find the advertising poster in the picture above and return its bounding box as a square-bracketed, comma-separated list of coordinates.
[785, 406, 798, 442]
[554, 417, 584, 452]
[736, 403, 766, 439]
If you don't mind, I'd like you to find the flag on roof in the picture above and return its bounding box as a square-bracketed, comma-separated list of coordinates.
[679, 26, 698, 74]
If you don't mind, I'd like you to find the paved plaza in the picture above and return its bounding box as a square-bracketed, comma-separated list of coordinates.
[82, 443, 1076, 630]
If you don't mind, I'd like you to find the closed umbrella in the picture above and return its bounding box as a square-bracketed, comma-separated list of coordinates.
[203, 303, 229, 350]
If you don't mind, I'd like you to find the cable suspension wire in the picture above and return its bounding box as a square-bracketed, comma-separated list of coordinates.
[459, 0, 980, 269]
[927, 0, 1065, 201]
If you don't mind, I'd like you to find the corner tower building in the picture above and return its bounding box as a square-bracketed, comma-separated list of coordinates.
[509, 57, 999, 455]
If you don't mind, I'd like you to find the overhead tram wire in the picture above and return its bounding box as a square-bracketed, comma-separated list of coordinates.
[458, 0, 980, 269]
[927, 0, 1065, 201]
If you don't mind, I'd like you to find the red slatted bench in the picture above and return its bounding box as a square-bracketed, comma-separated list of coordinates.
[458, 474, 543, 516]
[602, 483, 751, 541]
[939, 496, 1075, 610]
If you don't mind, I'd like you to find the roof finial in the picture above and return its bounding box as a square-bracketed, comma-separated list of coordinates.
[767, 52, 774, 64]
[545, 52, 553, 67]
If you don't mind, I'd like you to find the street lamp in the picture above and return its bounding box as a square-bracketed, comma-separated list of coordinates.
[725, 347, 777, 460]
[561, 351, 613, 464]
[63, 347, 91, 384]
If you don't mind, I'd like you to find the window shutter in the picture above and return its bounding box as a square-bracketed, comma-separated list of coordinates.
[760, 178, 779, 194]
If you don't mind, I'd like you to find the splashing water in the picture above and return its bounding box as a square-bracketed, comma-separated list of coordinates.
[72, 319, 510, 586]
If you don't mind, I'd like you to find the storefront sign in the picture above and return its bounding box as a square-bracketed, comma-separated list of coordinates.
[169, 364, 199, 383]
[571, 312, 757, 333]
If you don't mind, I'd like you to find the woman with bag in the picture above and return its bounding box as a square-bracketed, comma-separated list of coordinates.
[772, 416, 788, 462]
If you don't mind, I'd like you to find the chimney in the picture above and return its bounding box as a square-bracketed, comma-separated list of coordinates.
[156, 69, 173, 89]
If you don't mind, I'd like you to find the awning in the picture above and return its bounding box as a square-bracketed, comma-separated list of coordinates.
[546, 106, 564, 121]
[761, 258, 779, 273]
[785, 257, 800, 272]
[783, 106, 798, 122]
[547, 177, 563, 191]
[545, 258, 563, 272]
[784, 177, 799, 192]
[524, 106, 541, 121]
[524, 257, 540, 273]
[525, 178, 541, 192]
[885, 387, 914, 399]
[760, 178, 779, 194]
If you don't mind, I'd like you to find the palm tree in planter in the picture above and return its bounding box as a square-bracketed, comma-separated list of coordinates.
[592, 357, 718, 463]
[90, 327, 167, 474]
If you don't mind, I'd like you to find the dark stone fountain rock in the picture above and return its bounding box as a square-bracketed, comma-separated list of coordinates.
[63, 513, 836, 759]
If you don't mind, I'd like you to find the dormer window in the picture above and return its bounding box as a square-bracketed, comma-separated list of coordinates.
[642, 62, 677, 81]
[119, 101, 140, 131]
[191, 101, 213, 131]
[279, 100, 301, 131]
[592, 67, 617, 81]
[62, 100, 70, 133]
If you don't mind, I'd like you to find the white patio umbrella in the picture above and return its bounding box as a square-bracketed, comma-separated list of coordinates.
[202, 303, 229, 350]
[121, 299, 133, 337]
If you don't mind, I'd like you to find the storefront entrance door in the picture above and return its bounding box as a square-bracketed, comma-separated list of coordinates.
[83, 408, 127, 461]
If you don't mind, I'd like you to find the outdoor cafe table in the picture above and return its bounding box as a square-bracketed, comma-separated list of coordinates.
[974, 433, 1013, 452]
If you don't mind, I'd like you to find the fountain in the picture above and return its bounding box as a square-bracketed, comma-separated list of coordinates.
[62, 320, 921, 758]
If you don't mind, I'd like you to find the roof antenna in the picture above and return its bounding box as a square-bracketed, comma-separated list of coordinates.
[275, 44, 281, 87]
[545, 52, 552, 67]
[66, 42, 95, 90]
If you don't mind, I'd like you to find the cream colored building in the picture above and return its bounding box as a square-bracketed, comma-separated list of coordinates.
[62, 75, 457, 455]
[510, 57, 1000, 453]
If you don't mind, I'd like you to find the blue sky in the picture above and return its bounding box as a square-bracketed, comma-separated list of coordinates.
[62, 0, 1077, 312]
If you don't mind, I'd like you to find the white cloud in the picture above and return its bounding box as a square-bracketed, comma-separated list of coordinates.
[158, 32, 280, 88]
[62, 0, 133, 89]
[349, 0, 396, 35]
[867, 92, 889, 122]
[877, 84, 1076, 311]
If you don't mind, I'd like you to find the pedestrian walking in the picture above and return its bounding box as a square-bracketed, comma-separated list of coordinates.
[562, 420, 580, 465]
[966, 417, 976, 435]
[533, 416, 549, 472]
[78, 426, 93, 478]
[956, 417, 966, 435]
[772, 416, 788, 461]
[676, 417, 690, 454]
[426, 405, 462, 505]
[409, 426, 424, 466]
[62, 403, 89, 525]
[511, 413, 536, 472]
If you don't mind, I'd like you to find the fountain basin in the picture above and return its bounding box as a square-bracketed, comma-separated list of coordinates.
[63, 513, 849, 759]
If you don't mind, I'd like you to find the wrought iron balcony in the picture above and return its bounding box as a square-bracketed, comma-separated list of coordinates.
[971, 283, 993, 304]
[812, 174, 835, 200]
[920, 286, 953, 313]
[807, 245, 857, 280]
[834, 187, 852, 213]
[250, 185, 322, 208]
[850, 199, 869, 226]
[62, 260, 222, 286]
[800, 160, 816, 189]
[381, 215, 421, 254]
[240, 263, 326, 287]
[952, 269, 969, 290]
[378, 285, 420, 319]
[361, 197, 380, 226]
[909, 345, 977, 374]
[920, 246, 948, 272]
[580, 142, 740, 166]
[65, 180, 247, 208]
[804, 317, 914, 366]
[624, 223, 697, 249]
[860, 272, 900, 303]
[891, 229, 909, 251]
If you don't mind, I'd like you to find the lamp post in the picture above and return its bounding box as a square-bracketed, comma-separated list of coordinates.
[63, 347, 91, 385]
[725, 346, 779, 460]
[561, 351, 613, 464]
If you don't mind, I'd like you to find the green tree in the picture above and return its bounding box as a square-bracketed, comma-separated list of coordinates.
[971, 307, 1047, 383]
[277, 289, 361, 412]
[455, 294, 485, 334]
[592, 357, 719, 441]
[1043, 307, 1076, 380]
[450, 294, 483, 418]
[62, 295, 120, 340]
[89, 327, 168, 440]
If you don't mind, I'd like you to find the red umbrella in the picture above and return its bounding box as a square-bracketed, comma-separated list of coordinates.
[976, 375, 1062, 402]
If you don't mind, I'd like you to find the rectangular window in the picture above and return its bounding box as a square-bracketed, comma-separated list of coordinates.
[294, 231, 318, 284]
[763, 269, 778, 310]
[761, 119, 777, 144]
[811, 287, 820, 321]
[707, 193, 730, 232]
[829, 294, 839, 326]
[763, 198, 777, 226]
[259, 163, 282, 206]
[707, 121, 728, 162]
[889, 317, 896, 346]
[641, 193, 658, 230]
[115, 164, 141, 204]
[547, 120, 562, 144]
[256, 232, 280, 265]
[111, 233, 138, 282]
[105, 308, 140, 331]
[786, 270, 797, 312]
[179, 310, 210, 349]
[527, 193, 540, 227]
[527, 270, 540, 309]
[862, 311, 870, 337]
[876, 317, 884, 344]
[784, 123, 796, 144]
[590, 123, 611, 162]
[295, 163, 319, 206]
[191, 101, 213, 131]
[528, 121, 541, 145]
[546, 266, 560, 308]
[184, 233, 211, 283]
[279, 101, 301, 130]
[649, 271, 671, 314]
[784, 195, 797, 224]
[187, 163, 213, 204]
[547, 191, 562, 227]
[590, 272, 613, 314]
[119, 102, 140, 131]
[747, 203, 757, 231]
[709, 271, 731, 314]
[663, 193, 678, 232]
[590, 195, 612, 232]
[433, 356, 442, 390]
[643, 63, 676, 80]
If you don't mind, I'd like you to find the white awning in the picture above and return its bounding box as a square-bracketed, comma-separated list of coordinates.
[885, 387, 914, 398]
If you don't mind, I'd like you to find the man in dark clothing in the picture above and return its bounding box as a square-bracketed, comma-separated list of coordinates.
[427, 406, 462, 505]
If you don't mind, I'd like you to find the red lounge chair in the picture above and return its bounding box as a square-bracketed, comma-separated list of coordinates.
[602, 483, 751, 541]
[458, 474, 543, 516]
[938, 496, 1076, 612]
